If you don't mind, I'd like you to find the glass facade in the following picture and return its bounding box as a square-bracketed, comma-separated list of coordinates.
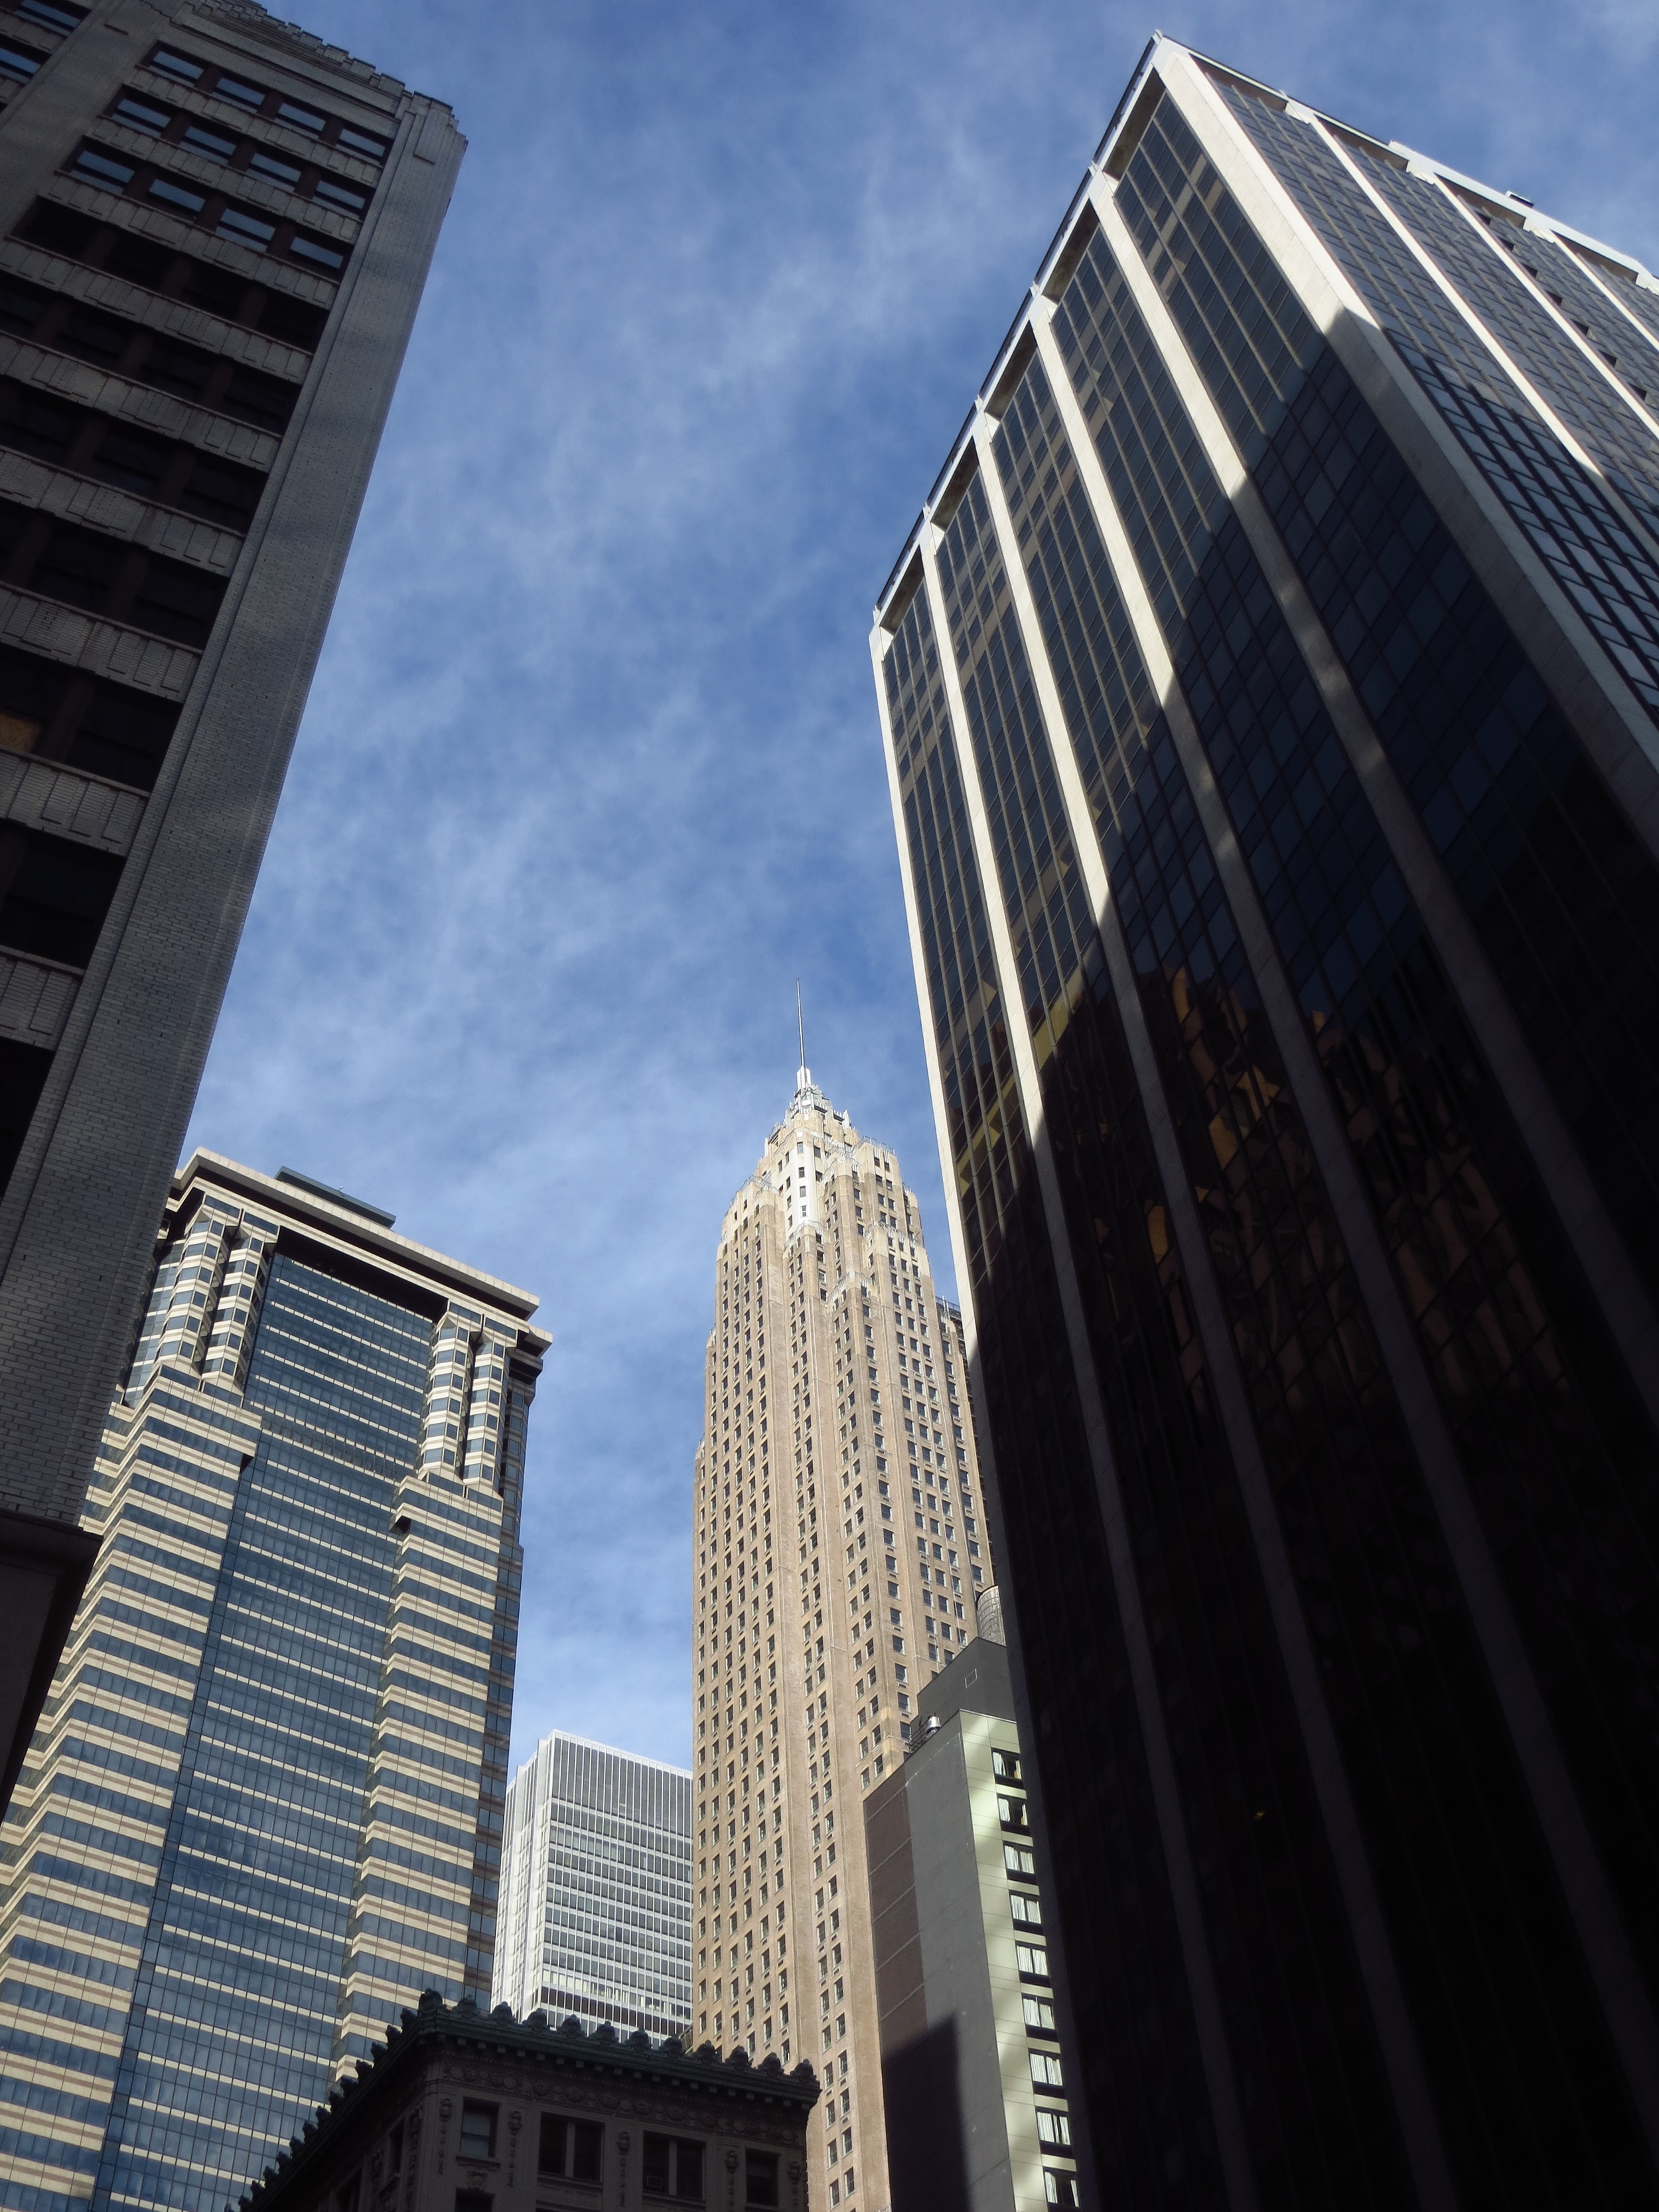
[872, 38, 1659, 2212]
[0, 1159, 545, 2212]
[494, 1732, 691, 2040]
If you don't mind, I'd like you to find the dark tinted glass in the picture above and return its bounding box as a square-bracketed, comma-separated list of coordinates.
[0, 828, 122, 966]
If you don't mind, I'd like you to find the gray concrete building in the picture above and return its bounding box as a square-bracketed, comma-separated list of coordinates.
[495, 1732, 693, 2044]
[871, 33, 1659, 2212]
[865, 1621, 1077, 2212]
[0, 0, 462, 1808]
[0, 1149, 547, 2212]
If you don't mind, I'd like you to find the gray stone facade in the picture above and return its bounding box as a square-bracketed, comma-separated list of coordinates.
[0, 0, 462, 1808]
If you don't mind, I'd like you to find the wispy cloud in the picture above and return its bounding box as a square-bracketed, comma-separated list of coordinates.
[186, 0, 1659, 1771]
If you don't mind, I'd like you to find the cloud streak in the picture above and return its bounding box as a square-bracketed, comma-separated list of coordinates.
[185, 0, 1659, 1772]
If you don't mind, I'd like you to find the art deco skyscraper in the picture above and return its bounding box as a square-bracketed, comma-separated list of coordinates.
[871, 35, 1659, 2212]
[691, 1067, 992, 2212]
[0, 0, 462, 1801]
[0, 1153, 545, 2212]
[494, 1730, 693, 2042]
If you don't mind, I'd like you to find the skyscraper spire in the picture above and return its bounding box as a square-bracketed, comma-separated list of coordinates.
[795, 978, 809, 1093]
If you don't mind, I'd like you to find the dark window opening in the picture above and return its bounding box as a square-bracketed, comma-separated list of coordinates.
[0, 275, 52, 339]
[538, 2114, 602, 2181]
[127, 557, 220, 647]
[0, 826, 122, 969]
[745, 2151, 779, 2208]
[0, 37, 48, 82]
[0, 647, 177, 792]
[56, 304, 131, 370]
[139, 338, 212, 403]
[86, 424, 171, 497]
[178, 455, 262, 528]
[642, 2134, 705, 2201]
[29, 522, 122, 613]
[68, 683, 178, 788]
[454, 2196, 492, 2212]
[146, 47, 202, 84]
[0, 383, 80, 466]
[13, 200, 326, 350]
[220, 366, 294, 433]
[0, 1039, 53, 1200]
[19, 0, 86, 29]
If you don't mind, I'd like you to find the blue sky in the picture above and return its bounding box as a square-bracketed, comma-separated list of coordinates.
[184, 0, 1659, 1774]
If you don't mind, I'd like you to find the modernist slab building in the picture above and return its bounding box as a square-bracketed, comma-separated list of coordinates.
[691, 1067, 993, 2212]
[494, 1732, 693, 2044]
[0, 0, 463, 1805]
[869, 35, 1659, 2212]
[0, 1152, 547, 2212]
[865, 1629, 1078, 2212]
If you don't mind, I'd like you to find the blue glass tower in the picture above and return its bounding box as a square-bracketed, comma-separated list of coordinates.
[0, 1153, 547, 2212]
[871, 37, 1659, 2212]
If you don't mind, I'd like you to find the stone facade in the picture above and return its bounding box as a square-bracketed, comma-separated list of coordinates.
[0, 0, 463, 1808]
[691, 1066, 994, 2212]
[240, 1994, 819, 2212]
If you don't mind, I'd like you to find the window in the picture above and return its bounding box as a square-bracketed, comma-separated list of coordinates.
[538, 2114, 601, 2181]
[1043, 2174, 1079, 2207]
[1016, 1942, 1050, 1980]
[642, 2134, 705, 2199]
[1009, 1891, 1041, 1927]
[1003, 1842, 1034, 1878]
[147, 46, 203, 82]
[997, 1793, 1029, 1832]
[1036, 2111, 1072, 2148]
[991, 1747, 1021, 1782]
[1030, 2051, 1064, 2087]
[18, 0, 84, 28]
[338, 126, 386, 161]
[1023, 1994, 1056, 2030]
[249, 149, 302, 188]
[455, 2196, 494, 2212]
[111, 95, 168, 132]
[745, 2150, 780, 2207]
[276, 99, 324, 134]
[213, 72, 263, 110]
[457, 2102, 497, 2161]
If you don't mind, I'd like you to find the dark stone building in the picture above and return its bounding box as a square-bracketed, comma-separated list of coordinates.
[238, 1994, 820, 2212]
[0, 0, 462, 1805]
[869, 32, 1659, 2211]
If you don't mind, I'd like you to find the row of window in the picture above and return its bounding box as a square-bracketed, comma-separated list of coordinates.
[0, 493, 225, 646]
[68, 141, 346, 276]
[142, 45, 388, 163]
[106, 87, 371, 218]
[15, 196, 327, 348]
[0, 267, 298, 431]
[443, 2101, 782, 2205]
[0, 375, 265, 526]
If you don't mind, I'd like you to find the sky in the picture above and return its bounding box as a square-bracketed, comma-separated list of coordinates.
[182, 0, 1659, 1775]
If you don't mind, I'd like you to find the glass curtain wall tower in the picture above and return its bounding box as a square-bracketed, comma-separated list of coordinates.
[870, 36, 1659, 2212]
[0, 1153, 547, 2212]
[0, 0, 463, 1803]
[691, 1067, 993, 2212]
[494, 1731, 692, 2041]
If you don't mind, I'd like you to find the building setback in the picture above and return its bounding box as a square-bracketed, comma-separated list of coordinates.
[865, 1629, 1078, 2212]
[870, 33, 1659, 2212]
[691, 1066, 993, 2212]
[0, 1152, 546, 2212]
[0, 0, 463, 1802]
[494, 1732, 693, 2043]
